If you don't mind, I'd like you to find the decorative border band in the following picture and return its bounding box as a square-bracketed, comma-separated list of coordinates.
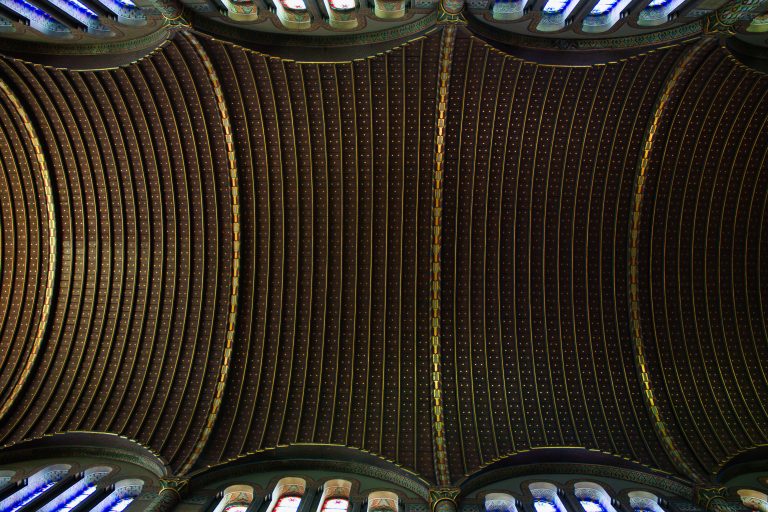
[627, 38, 711, 483]
[0, 79, 57, 423]
[178, 31, 240, 475]
[431, 25, 456, 487]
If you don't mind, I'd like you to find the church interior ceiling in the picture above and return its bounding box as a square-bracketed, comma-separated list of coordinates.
[0, 11, 765, 491]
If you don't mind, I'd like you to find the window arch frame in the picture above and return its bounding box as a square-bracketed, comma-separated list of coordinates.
[528, 482, 567, 512]
[213, 484, 256, 512]
[0, 464, 71, 512]
[573, 482, 617, 512]
[627, 490, 665, 512]
[484, 492, 519, 512]
[738, 489, 768, 512]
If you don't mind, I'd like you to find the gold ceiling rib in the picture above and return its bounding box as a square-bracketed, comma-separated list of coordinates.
[627, 36, 713, 484]
[0, 77, 57, 425]
[177, 30, 241, 475]
[431, 24, 456, 488]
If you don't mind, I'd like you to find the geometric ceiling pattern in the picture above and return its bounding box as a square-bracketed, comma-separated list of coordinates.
[0, 20, 766, 489]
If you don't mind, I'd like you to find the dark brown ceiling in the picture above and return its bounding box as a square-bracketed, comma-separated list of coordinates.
[0, 28, 765, 485]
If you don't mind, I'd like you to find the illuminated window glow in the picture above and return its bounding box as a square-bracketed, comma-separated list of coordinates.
[275, 495, 302, 512]
[328, 0, 354, 9]
[589, 0, 618, 14]
[105, 497, 135, 511]
[322, 498, 350, 512]
[541, 0, 568, 13]
[581, 501, 605, 512]
[225, 506, 249, 512]
[279, 0, 306, 10]
[533, 501, 558, 512]
[9, 481, 57, 512]
[54, 483, 97, 512]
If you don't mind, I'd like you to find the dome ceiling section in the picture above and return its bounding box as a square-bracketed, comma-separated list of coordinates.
[636, 42, 768, 475]
[191, 32, 441, 481]
[0, 35, 237, 472]
[437, 29, 686, 481]
[0, 73, 55, 430]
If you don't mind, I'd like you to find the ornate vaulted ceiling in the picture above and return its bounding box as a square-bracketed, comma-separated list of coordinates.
[0, 15, 765, 491]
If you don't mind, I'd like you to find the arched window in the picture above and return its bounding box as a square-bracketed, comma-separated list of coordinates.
[529, 483, 566, 512]
[92, 478, 144, 512]
[0, 464, 71, 512]
[214, 484, 255, 512]
[317, 479, 352, 512]
[574, 482, 616, 512]
[268, 477, 307, 512]
[628, 491, 664, 512]
[275, 495, 303, 512]
[323, 497, 350, 512]
[738, 489, 768, 512]
[39, 466, 112, 512]
[485, 493, 518, 512]
[368, 491, 398, 512]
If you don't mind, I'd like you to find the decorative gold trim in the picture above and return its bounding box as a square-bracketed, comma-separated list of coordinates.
[628, 38, 710, 483]
[0, 78, 57, 423]
[430, 25, 456, 487]
[429, 487, 460, 512]
[178, 30, 240, 475]
[159, 476, 190, 497]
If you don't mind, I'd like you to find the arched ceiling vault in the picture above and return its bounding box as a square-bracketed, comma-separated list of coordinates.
[0, 19, 766, 488]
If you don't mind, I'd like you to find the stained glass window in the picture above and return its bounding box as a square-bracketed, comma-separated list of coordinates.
[53, 483, 98, 512]
[328, 0, 355, 9]
[322, 498, 350, 512]
[589, 0, 618, 15]
[580, 500, 606, 512]
[104, 497, 134, 511]
[533, 500, 558, 512]
[541, 0, 568, 13]
[279, 0, 306, 10]
[275, 495, 302, 512]
[9, 481, 57, 512]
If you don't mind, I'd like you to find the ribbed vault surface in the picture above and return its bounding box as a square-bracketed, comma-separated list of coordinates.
[0, 28, 765, 485]
[439, 30, 683, 480]
[637, 39, 768, 476]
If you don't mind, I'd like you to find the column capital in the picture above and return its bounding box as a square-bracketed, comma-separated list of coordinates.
[159, 477, 190, 499]
[694, 486, 735, 512]
[429, 488, 461, 512]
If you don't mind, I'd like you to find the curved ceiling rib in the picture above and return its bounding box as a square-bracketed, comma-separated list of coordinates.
[0, 28, 765, 486]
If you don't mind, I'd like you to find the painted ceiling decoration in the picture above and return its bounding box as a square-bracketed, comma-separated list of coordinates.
[0, 0, 766, 498]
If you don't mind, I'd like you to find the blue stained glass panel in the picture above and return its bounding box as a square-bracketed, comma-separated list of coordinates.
[9, 481, 57, 512]
[533, 501, 558, 512]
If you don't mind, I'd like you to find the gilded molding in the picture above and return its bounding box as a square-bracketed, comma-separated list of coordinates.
[694, 486, 729, 510]
[0, 26, 171, 57]
[458, 462, 693, 499]
[159, 476, 190, 497]
[430, 25, 456, 487]
[189, 12, 437, 48]
[465, 14, 704, 49]
[429, 487, 461, 511]
[704, 0, 767, 33]
[0, 79, 57, 423]
[628, 38, 711, 483]
[178, 30, 240, 475]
